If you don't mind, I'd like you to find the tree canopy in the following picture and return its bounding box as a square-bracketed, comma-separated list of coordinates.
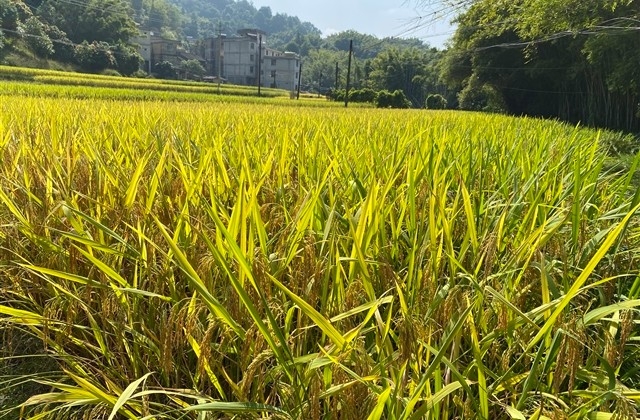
[438, 0, 640, 130]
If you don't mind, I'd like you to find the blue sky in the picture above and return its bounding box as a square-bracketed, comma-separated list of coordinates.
[249, 0, 456, 48]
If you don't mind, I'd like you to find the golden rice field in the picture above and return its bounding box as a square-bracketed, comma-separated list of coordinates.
[0, 80, 640, 419]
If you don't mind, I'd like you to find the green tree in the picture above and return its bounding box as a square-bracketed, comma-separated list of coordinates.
[439, 0, 640, 130]
[425, 93, 448, 109]
[302, 48, 350, 92]
[112, 42, 142, 76]
[375, 89, 411, 108]
[74, 41, 116, 72]
[23, 16, 54, 57]
[181, 59, 205, 79]
[368, 47, 441, 107]
[45, 23, 75, 62]
[38, 0, 137, 44]
[154, 60, 176, 79]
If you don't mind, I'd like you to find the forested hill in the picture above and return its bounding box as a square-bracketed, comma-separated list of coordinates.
[128, 0, 323, 50]
[141, 0, 430, 54]
[169, 0, 320, 45]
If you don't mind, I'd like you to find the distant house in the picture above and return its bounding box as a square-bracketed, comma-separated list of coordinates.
[131, 28, 153, 72]
[262, 48, 300, 92]
[151, 38, 180, 68]
[132, 29, 204, 74]
[203, 29, 300, 92]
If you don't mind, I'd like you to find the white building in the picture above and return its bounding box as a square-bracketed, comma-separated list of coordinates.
[203, 29, 300, 92]
[262, 49, 300, 92]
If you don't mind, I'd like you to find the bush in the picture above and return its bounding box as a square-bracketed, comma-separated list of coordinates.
[45, 25, 74, 63]
[181, 59, 206, 79]
[458, 77, 506, 113]
[154, 61, 176, 79]
[131, 69, 148, 78]
[100, 69, 122, 77]
[326, 88, 345, 102]
[111, 42, 142, 76]
[23, 17, 54, 57]
[74, 41, 116, 73]
[350, 88, 377, 103]
[375, 90, 411, 109]
[426, 93, 448, 110]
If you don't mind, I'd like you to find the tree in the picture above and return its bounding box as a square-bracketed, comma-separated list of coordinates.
[45, 23, 74, 62]
[74, 41, 116, 72]
[0, 0, 21, 34]
[112, 42, 142, 76]
[23, 16, 54, 57]
[38, 0, 137, 44]
[439, 0, 640, 131]
[181, 59, 205, 79]
[425, 93, 448, 109]
[375, 90, 411, 108]
[368, 47, 441, 107]
[302, 49, 350, 92]
[155, 60, 176, 79]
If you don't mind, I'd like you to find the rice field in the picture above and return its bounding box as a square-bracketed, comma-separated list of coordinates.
[0, 83, 639, 419]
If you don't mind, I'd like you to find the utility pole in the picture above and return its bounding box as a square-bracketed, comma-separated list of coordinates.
[148, 0, 155, 74]
[318, 70, 322, 98]
[257, 34, 262, 96]
[297, 61, 302, 100]
[272, 70, 276, 88]
[345, 40, 353, 108]
[335, 62, 339, 90]
[217, 22, 222, 94]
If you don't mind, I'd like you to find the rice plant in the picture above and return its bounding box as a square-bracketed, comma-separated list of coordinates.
[0, 94, 639, 419]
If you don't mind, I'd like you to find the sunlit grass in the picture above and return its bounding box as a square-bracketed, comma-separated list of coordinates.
[0, 94, 639, 419]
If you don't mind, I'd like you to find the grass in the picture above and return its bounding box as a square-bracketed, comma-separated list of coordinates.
[0, 90, 639, 419]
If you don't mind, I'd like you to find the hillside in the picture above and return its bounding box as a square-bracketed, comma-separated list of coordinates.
[168, 0, 321, 50]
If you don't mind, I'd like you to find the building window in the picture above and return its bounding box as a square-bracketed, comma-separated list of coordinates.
[250, 54, 254, 62]
[296, 61, 299, 67]
[271, 70, 276, 78]
[250, 42, 255, 49]
[271, 59, 277, 66]
[295, 73, 298, 79]
[250, 66, 254, 73]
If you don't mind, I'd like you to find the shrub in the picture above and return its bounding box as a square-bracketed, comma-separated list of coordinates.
[376, 89, 411, 109]
[425, 93, 448, 110]
[458, 77, 506, 113]
[111, 42, 142, 76]
[74, 41, 116, 73]
[350, 88, 377, 103]
[154, 60, 176, 79]
[23, 17, 54, 57]
[100, 69, 122, 77]
[181, 59, 206, 79]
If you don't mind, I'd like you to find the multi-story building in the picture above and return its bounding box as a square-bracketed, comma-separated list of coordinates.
[132, 28, 207, 77]
[203, 29, 301, 92]
[132, 29, 180, 71]
[262, 48, 300, 92]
